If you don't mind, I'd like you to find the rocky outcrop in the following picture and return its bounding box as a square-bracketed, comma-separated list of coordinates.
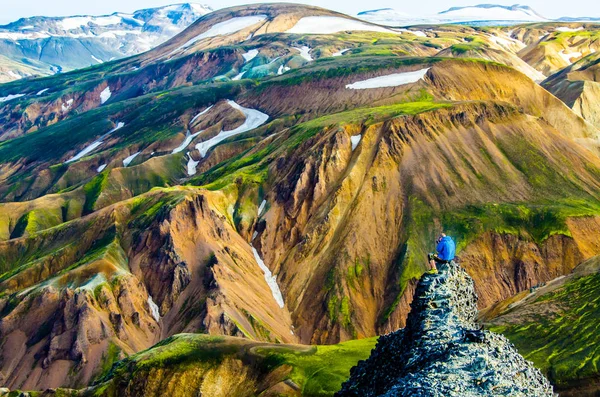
[337, 262, 554, 396]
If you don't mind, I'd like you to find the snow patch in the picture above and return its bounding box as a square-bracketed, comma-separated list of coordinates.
[190, 105, 213, 125]
[242, 49, 259, 62]
[172, 130, 203, 154]
[76, 273, 106, 292]
[100, 86, 111, 104]
[333, 48, 350, 57]
[175, 15, 267, 52]
[61, 99, 74, 112]
[555, 26, 584, 32]
[351, 134, 362, 151]
[258, 199, 267, 216]
[293, 46, 313, 61]
[66, 141, 103, 163]
[0, 94, 25, 102]
[232, 71, 246, 80]
[97, 164, 107, 172]
[8, 71, 22, 80]
[251, 246, 285, 308]
[91, 55, 104, 64]
[346, 68, 430, 89]
[186, 153, 199, 175]
[252, 231, 258, 241]
[60, 17, 93, 30]
[36, 88, 49, 96]
[123, 152, 141, 167]
[195, 100, 269, 157]
[287, 16, 395, 35]
[66, 122, 124, 163]
[148, 295, 160, 322]
[410, 30, 427, 37]
[277, 65, 291, 75]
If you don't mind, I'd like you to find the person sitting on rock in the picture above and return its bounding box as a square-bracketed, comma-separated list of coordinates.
[427, 233, 456, 271]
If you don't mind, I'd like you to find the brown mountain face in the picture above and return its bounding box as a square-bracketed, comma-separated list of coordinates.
[516, 24, 600, 76]
[1, 3, 600, 395]
[543, 52, 600, 129]
[1, 188, 297, 389]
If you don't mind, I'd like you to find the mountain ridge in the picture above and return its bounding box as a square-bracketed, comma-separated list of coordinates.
[0, 3, 212, 83]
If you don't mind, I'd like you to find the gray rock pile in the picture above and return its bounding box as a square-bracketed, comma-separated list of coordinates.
[337, 262, 555, 397]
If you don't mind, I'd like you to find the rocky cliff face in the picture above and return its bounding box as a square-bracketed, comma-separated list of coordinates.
[337, 262, 554, 396]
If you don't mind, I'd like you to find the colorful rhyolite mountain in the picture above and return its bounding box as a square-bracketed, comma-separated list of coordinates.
[0, 2, 600, 396]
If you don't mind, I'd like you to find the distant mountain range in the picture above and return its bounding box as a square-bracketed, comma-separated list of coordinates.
[358, 3, 597, 26]
[0, 3, 212, 82]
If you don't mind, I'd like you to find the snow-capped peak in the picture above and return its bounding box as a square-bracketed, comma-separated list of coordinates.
[438, 4, 547, 22]
[357, 4, 548, 26]
[0, 3, 213, 83]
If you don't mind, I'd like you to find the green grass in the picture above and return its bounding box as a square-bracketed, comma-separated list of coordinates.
[256, 337, 377, 396]
[99, 334, 232, 382]
[92, 333, 376, 396]
[441, 199, 600, 251]
[489, 272, 600, 388]
[449, 36, 487, 55]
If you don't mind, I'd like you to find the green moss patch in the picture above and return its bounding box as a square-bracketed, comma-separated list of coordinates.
[489, 272, 600, 388]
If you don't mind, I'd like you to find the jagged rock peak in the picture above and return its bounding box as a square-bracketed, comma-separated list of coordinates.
[337, 262, 555, 397]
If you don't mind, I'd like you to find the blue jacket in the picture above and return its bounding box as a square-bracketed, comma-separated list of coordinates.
[436, 236, 456, 261]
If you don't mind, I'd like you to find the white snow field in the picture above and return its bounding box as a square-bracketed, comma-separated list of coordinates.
[100, 86, 112, 104]
[61, 99, 74, 112]
[176, 15, 267, 51]
[346, 68, 430, 89]
[251, 246, 285, 308]
[66, 142, 104, 164]
[293, 46, 313, 61]
[0, 94, 25, 102]
[351, 134, 362, 151]
[242, 49, 259, 62]
[555, 26, 584, 32]
[172, 106, 214, 154]
[147, 296, 160, 322]
[333, 48, 351, 57]
[172, 130, 203, 154]
[258, 199, 267, 216]
[277, 65, 291, 75]
[186, 153, 200, 176]
[66, 122, 125, 163]
[398, 28, 427, 37]
[97, 164, 107, 172]
[123, 152, 141, 167]
[190, 105, 213, 125]
[36, 88, 49, 96]
[232, 71, 246, 80]
[286, 16, 395, 35]
[195, 100, 269, 157]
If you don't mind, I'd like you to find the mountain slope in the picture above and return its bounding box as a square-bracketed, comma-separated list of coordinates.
[543, 52, 600, 129]
[484, 256, 600, 396]
[0, 3, 212, 83]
